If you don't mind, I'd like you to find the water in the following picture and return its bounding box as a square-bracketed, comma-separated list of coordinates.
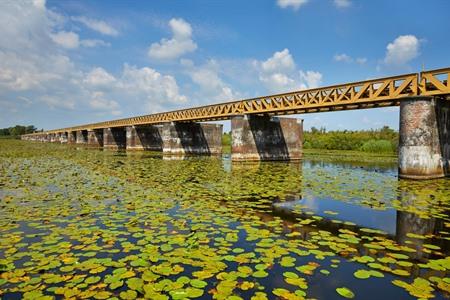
[0, 140, 449, 299]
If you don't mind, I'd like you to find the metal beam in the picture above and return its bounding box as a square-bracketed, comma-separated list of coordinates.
[22, 67, 450, 137]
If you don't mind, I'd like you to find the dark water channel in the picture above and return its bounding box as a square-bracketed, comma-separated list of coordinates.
[0, 141, 449, 299]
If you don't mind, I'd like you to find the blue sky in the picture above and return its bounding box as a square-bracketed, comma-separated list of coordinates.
[1, 0, 449, 131]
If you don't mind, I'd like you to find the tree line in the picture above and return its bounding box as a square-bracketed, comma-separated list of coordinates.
[222, 126, 399, 153]
[303, 126, 398, 153]
[0, 125, 39, 137]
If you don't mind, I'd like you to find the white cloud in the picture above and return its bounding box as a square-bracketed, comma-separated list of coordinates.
[355, 57, 367, 64]
[0, 1, 188, 123]
[300, 71, 322, 89]
[72, 16, 119, 36]
[32, 0, 46, 10]
[277, 0, 309, 10]
[334, 0, 351, 8]
[50, 31, 79, 49]
[183, 59, 237, 102]
[50, 31, 108, 49]
[253, 49, 322, 92]
[148, 18, 197, 60]
[261, 49, 295, 73]
[334, 53, 352, 63]
[89, 91, 120, 112]
[119, 64, 187, 105]
[334, 53, 367, 64]
[384, 35, 420, 66]
[40, 95, 75, 110]
[80, 39, 110, 48]
[84, 67, 116, 86]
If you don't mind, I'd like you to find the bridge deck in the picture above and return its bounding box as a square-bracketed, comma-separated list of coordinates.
[24, 67, 450, 135]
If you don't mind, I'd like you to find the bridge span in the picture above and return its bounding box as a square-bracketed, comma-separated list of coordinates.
[22, 67, 450, 180]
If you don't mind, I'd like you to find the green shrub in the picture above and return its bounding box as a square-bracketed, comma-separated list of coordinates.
[360, 139, 394, 153]
[222, 132, 231, 146]
[303, 126, 398, 153]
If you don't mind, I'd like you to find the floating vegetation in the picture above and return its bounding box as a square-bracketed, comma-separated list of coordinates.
[0, 140, 449, 299]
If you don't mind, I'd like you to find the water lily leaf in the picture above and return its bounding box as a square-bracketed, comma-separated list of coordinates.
[190, 279, 207, 288]
[110, 280, 124, 290]
[85, 276, 101, 285]
[252, 270, 268, 278]
[120, 290, 137, 300]
[283, 271, 299, 279]
[336, 287, 355, 298]
[354, 270, 370, 279]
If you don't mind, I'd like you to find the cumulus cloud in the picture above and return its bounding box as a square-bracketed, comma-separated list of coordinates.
[261, 49, 295, 73]
[119, 64, 187, 106]
[300, 71, 322, 89]
[0, 0, 188, 125]
[334, 0, 351, 8]
[72, 16, 119, 36]
[383, 35, 420, 66]
[148, 18, 197, 60]
[277, 0, 309, 10]
[355, 57, 368, 64]
[50, 31, 80, 49]
[50, 31, 109, 49]
[182, 59, 237, 102]
[80, 39, 110, 48]
[253, 49, 322, 92]
[334, 53, 352, 63]
[334, 53, 367, 64]
[84, 67, 116, 87]
[89, 91, 120, 115]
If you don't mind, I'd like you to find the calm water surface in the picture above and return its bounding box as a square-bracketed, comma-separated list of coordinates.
[0, 140, 449, 299]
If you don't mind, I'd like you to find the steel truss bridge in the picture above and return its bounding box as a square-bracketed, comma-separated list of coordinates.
[24, 67, 450, 135]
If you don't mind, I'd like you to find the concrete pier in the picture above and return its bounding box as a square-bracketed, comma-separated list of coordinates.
[87, 129, 103, 147]
[59, 132, 68, 143]
[126, 125, 163, 150]
[68, 131, 76, 144]
[399, 97, 450, 179]
[231, 115, 303, 161]
[76, 130, 88, 144]
[103, 127, 126, 150]
[50, 133, 58, 143]
[161, 122, 222, 155]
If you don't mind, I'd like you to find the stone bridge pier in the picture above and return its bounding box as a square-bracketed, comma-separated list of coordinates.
[88, 129, 103, 147]
[231, 115, 303, 161]
[126, 125, 163, 151]
[399, 96, 450, 179]
[161, 122, 223, 155]
[76, 130, 88, 144]
[103, 127, 126, 150]
[67, 131, 76, 144]
[59, 132, 68, 143]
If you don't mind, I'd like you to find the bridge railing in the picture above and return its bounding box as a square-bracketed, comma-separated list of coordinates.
[240, 73, 418, 115]
[420, 67, 450, 96]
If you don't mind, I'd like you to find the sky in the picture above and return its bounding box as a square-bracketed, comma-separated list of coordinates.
[0, 0, 449, 131]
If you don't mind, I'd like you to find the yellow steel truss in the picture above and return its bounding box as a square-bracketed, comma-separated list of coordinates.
[23, 67, 450, 136]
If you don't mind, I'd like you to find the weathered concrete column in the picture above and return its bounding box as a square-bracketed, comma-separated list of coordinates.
[49, 133, 58, 143]
[76, 130, 88, 144]
[231, 115, 303, 161]
[103, 127, 126, 150]
[67, 131, 76, 144]
[161, 122, 222, 155]
[87, 129, 103, 147]
[59, 132, 68, 143]
[399, 97, 450, 179]
[126, 125, 163, 151]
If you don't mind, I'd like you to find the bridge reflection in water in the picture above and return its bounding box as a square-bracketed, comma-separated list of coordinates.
[223, 158, 450, 260]
[22, 67, 450, 180]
